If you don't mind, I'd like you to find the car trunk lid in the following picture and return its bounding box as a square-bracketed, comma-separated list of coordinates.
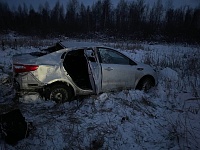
[13, 53, 38, 65]
[12, 53, 39, 74]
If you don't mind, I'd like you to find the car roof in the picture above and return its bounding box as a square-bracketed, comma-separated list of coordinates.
[60, 41, 101, 49]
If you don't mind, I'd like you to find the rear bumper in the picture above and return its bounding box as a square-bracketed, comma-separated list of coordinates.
[13, 78, 40, 96]
[13, 72, 45, 98]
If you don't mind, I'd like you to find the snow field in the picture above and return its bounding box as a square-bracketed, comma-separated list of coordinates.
[0, 38, 200, 149]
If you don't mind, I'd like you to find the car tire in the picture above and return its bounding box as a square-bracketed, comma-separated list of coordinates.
[138, 78, 154, 92]
[48, 84, 73, 103]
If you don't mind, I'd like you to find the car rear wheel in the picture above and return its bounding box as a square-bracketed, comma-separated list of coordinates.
[137, 78, 154, 92]
[48, 84, 73, 103]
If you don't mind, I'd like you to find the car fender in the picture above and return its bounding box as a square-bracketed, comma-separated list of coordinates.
[45, 79, 94, 96]
[134, 63, 157, 87]
[46, 79, 77, 95]
[134, 73, 157, 88]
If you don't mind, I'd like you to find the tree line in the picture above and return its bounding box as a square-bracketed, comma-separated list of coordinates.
[0, 0, 200, 42]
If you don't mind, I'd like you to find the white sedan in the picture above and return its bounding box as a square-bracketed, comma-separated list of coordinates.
[13, 41, 157, 103]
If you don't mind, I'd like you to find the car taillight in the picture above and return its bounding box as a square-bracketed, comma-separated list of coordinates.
[13, 64, 39, 73]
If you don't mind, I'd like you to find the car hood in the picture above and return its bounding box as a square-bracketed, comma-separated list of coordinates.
[136, 62, 152, 68]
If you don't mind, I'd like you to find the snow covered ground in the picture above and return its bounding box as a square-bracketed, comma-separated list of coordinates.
[0, 36, 200, 149]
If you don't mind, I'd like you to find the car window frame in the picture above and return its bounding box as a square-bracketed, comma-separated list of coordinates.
[97, 47, 137, 65]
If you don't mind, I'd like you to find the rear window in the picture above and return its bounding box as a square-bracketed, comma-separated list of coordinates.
[30, 42, 65, 57]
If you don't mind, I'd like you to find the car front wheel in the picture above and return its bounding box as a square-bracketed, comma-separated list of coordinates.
[137, 78, 154, 92]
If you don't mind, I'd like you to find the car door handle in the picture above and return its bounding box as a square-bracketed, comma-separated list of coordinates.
[105, 67, 113, 71]
[137, 68, 144, 71]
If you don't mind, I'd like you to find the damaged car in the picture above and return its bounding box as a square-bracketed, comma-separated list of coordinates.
[12, 41, 157, 103]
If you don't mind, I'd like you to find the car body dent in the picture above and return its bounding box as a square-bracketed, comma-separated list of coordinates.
[13, 41, 157, 99]
[32, 63, 94, 95]
[34, 65, 63, 83]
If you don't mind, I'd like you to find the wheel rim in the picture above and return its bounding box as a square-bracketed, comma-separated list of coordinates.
[50, 88, 68, 103]
[55, 93, 63, 101]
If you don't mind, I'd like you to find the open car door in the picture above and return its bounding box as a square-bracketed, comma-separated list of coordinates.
[84, 49, 102, 94]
